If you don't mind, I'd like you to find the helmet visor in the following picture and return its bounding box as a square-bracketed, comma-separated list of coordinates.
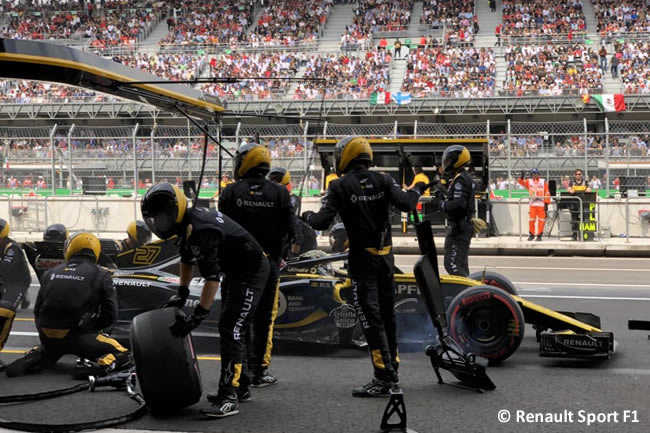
[144, 214, 174, 239]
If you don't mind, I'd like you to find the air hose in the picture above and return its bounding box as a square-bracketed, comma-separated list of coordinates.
[0, 371, 147, 432]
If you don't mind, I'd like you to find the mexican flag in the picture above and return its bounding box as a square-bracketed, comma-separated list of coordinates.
[370, 91, 391, 105]
[591, 94, 626, 112]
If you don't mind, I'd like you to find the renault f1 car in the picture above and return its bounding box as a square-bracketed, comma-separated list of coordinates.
[22, 237, 615, 363]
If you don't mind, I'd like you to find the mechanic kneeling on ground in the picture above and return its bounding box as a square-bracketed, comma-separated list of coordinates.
[119, 220, 152, 251]
[0, 218, 32, 310]
[268, 166, 318, 255]
[302, 136, 424, 397]
[141, 183, 270, 419]
[435, 145, 477, 277]
[5, 232, 131, 378]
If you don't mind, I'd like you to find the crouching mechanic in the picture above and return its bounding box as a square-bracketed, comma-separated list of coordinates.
[436, 145, 476, 277]
[119, 220, 152, 251]
[0, 218, 32, 310]
[141, 183, 269, 418]
[302, 136, 425, 397]
[5, 232, 130, 378]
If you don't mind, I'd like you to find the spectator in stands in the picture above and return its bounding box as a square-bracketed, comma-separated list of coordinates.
[403, 46, 496, 98]
[599, 46, 608, 71]
[589, 175, 602, 190]
[610, 54, 619, 79]
[394, 38, 402, 58]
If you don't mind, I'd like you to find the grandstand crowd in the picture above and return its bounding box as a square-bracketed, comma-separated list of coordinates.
[2, 0, 650, 101]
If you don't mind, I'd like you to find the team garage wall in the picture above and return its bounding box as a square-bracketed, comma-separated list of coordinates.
[0, 195, 647, 240]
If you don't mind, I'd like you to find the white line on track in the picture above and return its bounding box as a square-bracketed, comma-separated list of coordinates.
[9, 331, 38, 336]
[522, 294, 650, 301]
[514, 281, 650, 288]
[519, 288, 553, 292]
[471, 266, 650, 272]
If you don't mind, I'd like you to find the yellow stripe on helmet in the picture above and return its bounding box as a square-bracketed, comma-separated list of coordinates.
[64, 232, 101, 262]
[171, 185, 187, 223]
[337, 136, 373, 174]
[454, 147, 471, 169]
[237, 145, 272, 179]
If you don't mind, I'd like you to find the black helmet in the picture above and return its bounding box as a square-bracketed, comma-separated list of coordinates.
[328, 223, 348, 253]
[43, 223, 69, 242]
[141, 183, 188, 240]
[441, 145, 471, 175]
[334, 136, 373, 175]
[127, 220, 152, 246]
[233, 143, 272, 180]
[268, 167, 291, 186]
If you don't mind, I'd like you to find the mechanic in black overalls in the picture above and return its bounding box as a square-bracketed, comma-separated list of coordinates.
[118, 220, 152, 251]
[5, 232, 130, 378]
[219, 146, 301, 390]
[0, 218, 33, 310]
[302, 136, 425, 397]
[438, 145, 475, 277]
[141, 183, 269, 419]
[268, 166, 318, 255]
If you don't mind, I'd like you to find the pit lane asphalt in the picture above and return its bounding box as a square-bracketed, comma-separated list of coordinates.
[2, 255, 650, 433]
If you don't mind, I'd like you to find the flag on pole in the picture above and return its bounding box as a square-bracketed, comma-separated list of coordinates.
[392, 92, 412, 105]
[370, 91, 391, 105]
[591, 94, 626, 112]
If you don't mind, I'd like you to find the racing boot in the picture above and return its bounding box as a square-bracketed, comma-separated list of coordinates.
[351, 378, 395, 398]
[201, 393, 240, 418]
[19, 291, 31, 310]
[207, 387, 252, 403]
[527, 233, 534, 241]
[5, 346, 47, 377]
[251, 369, 278, 387]
[536, 235, 542, 242]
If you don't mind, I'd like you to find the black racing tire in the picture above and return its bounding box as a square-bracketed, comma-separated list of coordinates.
[469, 271, 518, 296]
[130, 308, 202, 410]
[447, 285, 525, 364]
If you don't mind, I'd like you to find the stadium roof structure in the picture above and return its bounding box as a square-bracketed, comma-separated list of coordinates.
[0, 39, 225, 121]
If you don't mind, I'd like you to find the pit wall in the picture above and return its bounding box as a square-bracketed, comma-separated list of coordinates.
[1, 195, 649, 239]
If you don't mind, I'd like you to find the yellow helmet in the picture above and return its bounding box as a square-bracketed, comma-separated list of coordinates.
[141, 183, 188, 240]
[441, 145, 471, 175]
[268, 167, 291, 186]
[334, 136, 373, 175]
[127, 220, 152, 246]
[64, 232, 101, 262]
[233, 143, 271, 180]
[0, 219, 9, 239]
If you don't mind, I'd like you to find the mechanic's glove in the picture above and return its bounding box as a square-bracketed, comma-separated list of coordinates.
[301, 210, 315, 224]
[412, 182, 428, 195]
[471, 217, 487, 235]
[162, 285, 190, 309]
[169, 304, 210, 338]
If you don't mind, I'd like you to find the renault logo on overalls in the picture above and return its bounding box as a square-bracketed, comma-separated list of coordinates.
[350, 195, 358, 203]
[236, 198, 243, 207]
